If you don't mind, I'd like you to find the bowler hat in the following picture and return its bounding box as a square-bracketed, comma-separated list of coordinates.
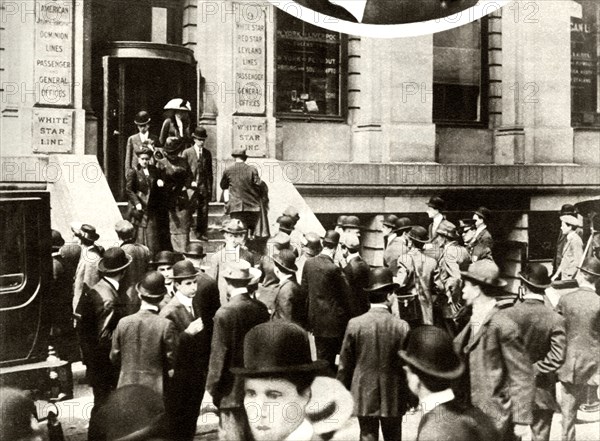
[51, 229, 65, 251]
[303, 233, 322, 253]
[98, 247, 132, 274]
[222, 260, 260, 282]
[162, 137, 182, 153]
[393, 217, 413, 233]
[578, 256, 600, 277]
[183, 243, 206, 258]
[150, 251, 182, 267]
[560, 204, 577, 216]
[427, 196, 445, 211]
[519, 263, 551, 289]
[273, 249, 298, 274]
[98, 385, 168, 441]
[231, 321, 328, 376]
[136, 271, 168, 300]
[474, 207, 491, 222]
[283, 206, 300, 222]
[76, 224, 100, 242]
[382, 214, 399, 228]
[134, 146, 152, 157]
[341, 215, 362, 230]
[399, 325, 465, 380]
[364, 267, 399, 292]
[169, 260, 199, 280]
[276, 215, 295, 234]
[220, 218, 247, 234]
[408, 226, 429, 243]
[115, 220, 135, 241]
[192, 127, 208, 139]
[560, 214, 582, 228]
[322, 230, 340, 247]
[436, 220, 459, 240]
[163, 98, 191, 112]
[460, 260, 507, 289]
[335, 215, 348, 228]
[134, 110, 151, 125]
[231, 147, 248, 158]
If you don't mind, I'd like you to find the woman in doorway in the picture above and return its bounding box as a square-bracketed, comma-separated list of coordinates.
[159, 98, 193, 149]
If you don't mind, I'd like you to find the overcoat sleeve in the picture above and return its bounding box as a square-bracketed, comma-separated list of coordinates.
[336, 324, 356, 391]
[534, 316, 566, 375]
[206, 312, 230, 407]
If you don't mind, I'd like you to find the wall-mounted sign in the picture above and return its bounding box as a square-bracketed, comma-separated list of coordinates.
[571, 14, 599, 126]
[33, 108, 73, 153]
[233, 116, 267, 157]
[34, 0, 74, 106]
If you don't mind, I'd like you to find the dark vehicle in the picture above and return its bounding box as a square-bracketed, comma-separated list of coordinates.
[0, 184, 72, 398]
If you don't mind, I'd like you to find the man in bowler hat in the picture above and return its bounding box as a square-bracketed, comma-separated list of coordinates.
[301, 230, 353, 374]
[454, 260, 534, 441]
[556, 257, 600, 441]
[400, 325, 500, 441]
[381, 214, 399, 250]
[341, 233, 371, 317]
[383, 217, 411, 275]
[182, 126, 213, 241]
[468, 207, 494, 262]
[72, 224, 103, 312]
[206, 260, 270, 440]
[338, 267, 411, 441]
[125, 110, 158, 172]
[272, 248, 307, 328]
[425, 196, 446, 259]
[503, 263, 566, 441]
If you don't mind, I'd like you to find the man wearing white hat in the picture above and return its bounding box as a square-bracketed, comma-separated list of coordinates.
[551, 214, 584, 281]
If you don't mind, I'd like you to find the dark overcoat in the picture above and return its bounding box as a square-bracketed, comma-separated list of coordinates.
[343, 255, 371, 317]
[220, 162, 262, 213]
[125, 132, 158, 171]
[383, 236, 408, 275]
[272, 277, 308, 329]
[468, 227, 494, 262]
[120, 242, 150, 315]
[181, 146, 213, 198]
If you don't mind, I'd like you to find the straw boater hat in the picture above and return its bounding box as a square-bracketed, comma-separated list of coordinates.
[98, 248, 132, 274]
[134, 111, 151, 125]
[163, 98, 192, 112]
[460, 259, 507, 290]
[136, 272, 168, 301]
[560, 214, 582, 228]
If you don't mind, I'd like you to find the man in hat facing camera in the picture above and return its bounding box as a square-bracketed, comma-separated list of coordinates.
[206, 260, 269, 440]
[383, 217, 412, 275]
[454, 260, 534, 441]
[341, 233, 371, 317]
[296, 232, 323, 282]
[400, 326, 500, 441]
[425, 196, 446, 258]
[381, 214, 399, 250]
[220, 146, 262, 239]
[257, 232, 293, 312]
[338, 267, 411, 441]
[552, 204, 581, 276]
[503, 263, 566, 441]
[468, 206, 494, 262]
[110, 271, 177, 396]
[72, 223, 103, 312]
[272, 248, 307, 327]
[125, 110, 158, 172]
[183, 126, 213, 241]
[556, 256, 600, 441]
[151, 250, 183, 307]
[301, 230, 353, 374]
[76, 247, 132, 441]
[552, 213, 584, 281]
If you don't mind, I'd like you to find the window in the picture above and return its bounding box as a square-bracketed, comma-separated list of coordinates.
[571, 0, 600, 127]
[275, 10, 346, 119]
[0, 204, 26, 293]
[433, 18, 488, 124]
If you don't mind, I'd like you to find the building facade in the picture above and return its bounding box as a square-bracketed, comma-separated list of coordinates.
[1, 0, 599, 288]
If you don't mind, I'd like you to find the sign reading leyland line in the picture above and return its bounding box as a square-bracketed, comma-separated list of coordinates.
[233, 2, 267, 114]
[233, 117, 267, 157]
[34, 0, 74, 106]
[33, 109, 73, 153]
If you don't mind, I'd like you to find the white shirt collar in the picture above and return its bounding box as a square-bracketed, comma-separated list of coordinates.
[140, 302, 159, 312]
[420, 388, 455, 415]
[175, 291, 194, 308]
[328, 0, 368, 22]
[523, 293, 545, 302]
[347, 252, 360, 262]
[104, 276, 120, 292]
[229, 287, 248, 299]
[475, 224, 487, 236]
[279, 273, 293, 284]
[370, 303, 388, 310]
[139, 131, 148, 142]
[285, 419, 314, 441]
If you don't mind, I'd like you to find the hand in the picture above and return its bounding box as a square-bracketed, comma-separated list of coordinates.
[135, 203, 142, 211]
[514, 424, 532, 440]
[191, 181, 198, 188]
[184, 317, 204, 336]
[157, 179, 164, 188]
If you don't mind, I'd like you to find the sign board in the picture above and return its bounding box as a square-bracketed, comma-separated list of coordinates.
[232, 117, 267, 157]
[32, 108, 73, 153]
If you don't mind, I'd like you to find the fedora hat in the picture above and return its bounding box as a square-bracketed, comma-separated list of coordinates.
[51, 229, 65, 252]
[393, 217, 413, 233]
[560, 214, 582, 228]
[341, 215, 362, 229]
[273, 249, 298, 274]
[231, 321, 328, 376]
[192, 126, 208, 139]
[76, 224, 100, 242]
[579, 256, 600, 277]
[183, 242, 206, 258]
[231, 147, 248, 158]
[220, 218, 247, 234]
[169, 260, 199, 280]
[427, 196, 445, 211]
[149, 251, 182, 267]
[162, 136, 182, 153]
[115, 220, 135, 241]
[163, 98, 191, 112]
[98, 247, 132, 274]
[136, 271, 168, 300]
[382, 214, 399, 228]
[460, 260, 507, 289]
[408, 226, 429, 243]
[474, 206, 491, 222]
[322, 230, 340, 247]
[519, 263, 551, 289]
[399, 325, 465, 380]
[134, 110, 151, 125]
[276, 215, 295, 234]
[436, 220, 459, 240]
[364, 267, 399, 292]
[222, 260, 258, 282]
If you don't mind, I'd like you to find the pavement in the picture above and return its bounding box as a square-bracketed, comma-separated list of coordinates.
[42, 363, 600, 441]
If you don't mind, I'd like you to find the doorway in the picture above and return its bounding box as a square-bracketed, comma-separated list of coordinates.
[101, 44, 197, 201]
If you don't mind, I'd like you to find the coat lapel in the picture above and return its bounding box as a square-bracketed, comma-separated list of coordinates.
[464, 308, 495, 352]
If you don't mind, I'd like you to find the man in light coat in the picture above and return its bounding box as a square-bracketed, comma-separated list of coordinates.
[552, 214, 584, 282]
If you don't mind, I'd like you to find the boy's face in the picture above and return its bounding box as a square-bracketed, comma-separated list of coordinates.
[137, 123, 149, 134]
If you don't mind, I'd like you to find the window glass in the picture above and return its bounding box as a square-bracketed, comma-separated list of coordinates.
[0, 204, 25, 292]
